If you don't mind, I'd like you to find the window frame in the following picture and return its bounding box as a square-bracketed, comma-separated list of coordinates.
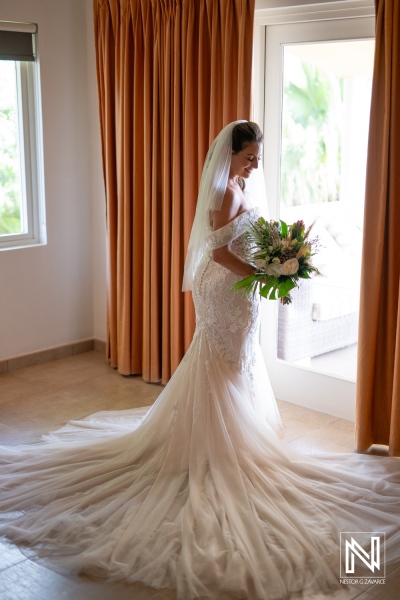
[0, 48, 46, 250]
[255, 1, 375, 419]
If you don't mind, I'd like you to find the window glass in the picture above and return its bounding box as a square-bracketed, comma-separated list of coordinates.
[0, 39, 45, 250]
[0, 60, 25, 236]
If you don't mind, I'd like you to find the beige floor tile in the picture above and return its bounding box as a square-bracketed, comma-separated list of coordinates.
[281, 426, 305, 443]
[85, 376, 148, 399]
[4, 354, 107, 391]
[84, 390, 156, 412]
[0, 415, 44, 437]
[59, 382, 112, 401]
[0, 388, 67, 412]
[0, 373, 50, 404]
[0, 555, 167, 600]
[287, 434, 353, 454]
[283, 415, 341, 436]
[0, 350, 396, 600]
[0, 421, 32, 443]
[0, 537, 28, 571]
[0, 411, 43, 433]
[3, 407, 51, 426]
[13, 368, 90, 390]
[67, 381, 162, 411]
[1, 433, 42, 445]
[277, 400, 339, 425]
[311, 420, 356, 451]
[158, 587, 178, 599]
[0, 558, 71, 600]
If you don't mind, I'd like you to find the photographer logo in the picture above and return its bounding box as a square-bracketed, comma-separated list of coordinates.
[340, 532, 385, 583]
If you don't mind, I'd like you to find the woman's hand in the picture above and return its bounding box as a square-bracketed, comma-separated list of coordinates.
[212, 245, 257, 277]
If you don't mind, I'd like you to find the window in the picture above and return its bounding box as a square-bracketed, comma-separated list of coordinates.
[255, 1, 375, 419]
[0, 24, 46, 250]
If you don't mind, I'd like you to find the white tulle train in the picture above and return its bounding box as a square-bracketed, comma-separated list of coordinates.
[1, 208, 399, 599]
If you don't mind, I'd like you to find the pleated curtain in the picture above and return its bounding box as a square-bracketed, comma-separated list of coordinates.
[93, 0, 255, 383]
[356, 0, 400, 456]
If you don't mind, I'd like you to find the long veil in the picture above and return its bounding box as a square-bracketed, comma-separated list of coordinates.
[182, 120, 269, 291]
[182, 121, 242, 291]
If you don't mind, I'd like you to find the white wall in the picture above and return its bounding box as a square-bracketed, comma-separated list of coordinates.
[85, 0, 107, 344]
[0, 0, 107, 360]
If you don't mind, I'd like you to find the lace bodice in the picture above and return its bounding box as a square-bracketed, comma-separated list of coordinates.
[192, 208, 261, 373]
[205, 208, 258, 251]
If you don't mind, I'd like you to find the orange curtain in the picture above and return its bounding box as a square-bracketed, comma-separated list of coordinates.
[93, 0, 255, 383]
[356, 0, 400, 456]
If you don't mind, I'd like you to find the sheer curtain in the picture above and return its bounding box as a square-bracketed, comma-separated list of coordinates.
[93, 0, 255, 383]
[356, 0, 400, 456]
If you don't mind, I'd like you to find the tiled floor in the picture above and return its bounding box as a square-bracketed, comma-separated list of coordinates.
[0, 350, 397, 599]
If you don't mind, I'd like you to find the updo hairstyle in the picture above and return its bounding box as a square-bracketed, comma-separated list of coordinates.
[231, 122, 263, 154]
[231, 122, 263, 190]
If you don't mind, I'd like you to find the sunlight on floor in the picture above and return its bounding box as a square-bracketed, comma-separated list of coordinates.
[292, 343, 357, 381]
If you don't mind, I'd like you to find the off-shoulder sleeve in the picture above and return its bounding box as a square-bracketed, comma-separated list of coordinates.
[206, 208, 259, 250]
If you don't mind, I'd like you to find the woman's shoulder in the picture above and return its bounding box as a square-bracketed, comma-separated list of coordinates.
[220, 185, 242, 215]
[206, 206, 259, 249]
[212, 185, 244, 230]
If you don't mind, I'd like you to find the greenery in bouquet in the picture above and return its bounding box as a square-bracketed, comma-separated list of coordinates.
[231, 218, 319, 305]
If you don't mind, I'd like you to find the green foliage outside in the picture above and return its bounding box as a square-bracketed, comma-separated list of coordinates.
[281, 57, 343, 207]
[0, 61, 22, 235]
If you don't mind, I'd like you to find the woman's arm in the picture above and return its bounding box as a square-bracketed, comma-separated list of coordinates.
[211, 188, 257, 277]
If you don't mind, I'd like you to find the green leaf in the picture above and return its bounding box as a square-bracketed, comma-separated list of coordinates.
[230, 275, 257, 291]
[260, 277, 278, 298]
[277, 278, 297, 298]
[298, 270, 311, 279]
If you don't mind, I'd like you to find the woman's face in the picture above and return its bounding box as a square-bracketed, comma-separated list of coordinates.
[230, 141, 262, 181]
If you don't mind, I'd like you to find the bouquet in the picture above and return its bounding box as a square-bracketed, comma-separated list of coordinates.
[231, 218, 319, 305]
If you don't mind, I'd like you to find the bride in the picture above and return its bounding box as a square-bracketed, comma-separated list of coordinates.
[0, 121, 399, 600]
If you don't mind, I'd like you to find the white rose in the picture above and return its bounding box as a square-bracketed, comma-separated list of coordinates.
[253, 258, 267, 272]
[280, 258, 299, 275]
[266, 263, 282, 276]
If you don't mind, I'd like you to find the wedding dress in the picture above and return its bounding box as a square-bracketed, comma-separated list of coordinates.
[1, 205, 400, 600]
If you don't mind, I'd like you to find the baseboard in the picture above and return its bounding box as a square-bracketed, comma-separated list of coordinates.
[94, 338, 106, 353]
[0, 338, 106, 375]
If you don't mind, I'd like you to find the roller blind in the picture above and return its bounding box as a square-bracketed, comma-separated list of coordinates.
[0, 22, 36, 61]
